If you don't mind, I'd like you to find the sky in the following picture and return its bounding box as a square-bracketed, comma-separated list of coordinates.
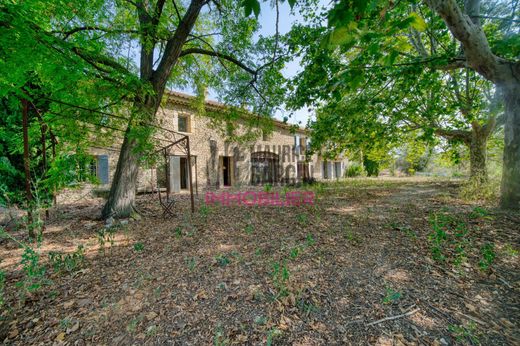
[205, 1, 329, 127]
[255, 1, 310, 126]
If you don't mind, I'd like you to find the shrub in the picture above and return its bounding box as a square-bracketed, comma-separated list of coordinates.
[345, 163, 364, 177]
[460, 178, 500, 203]
[48, 245, 85, 274]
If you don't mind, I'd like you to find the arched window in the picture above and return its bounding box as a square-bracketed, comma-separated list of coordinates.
[251, 151, 279, 185]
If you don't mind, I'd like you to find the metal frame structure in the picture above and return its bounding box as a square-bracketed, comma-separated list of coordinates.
[155, 134, 195, 215]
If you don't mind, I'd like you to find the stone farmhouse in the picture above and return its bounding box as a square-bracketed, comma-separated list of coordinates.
[89, 91, 348, 193]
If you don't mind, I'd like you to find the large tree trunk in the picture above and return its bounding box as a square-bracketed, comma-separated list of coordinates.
[424, 0, 520, 210]
[101, 134, 140, 218]
[500, 85, 520, 209]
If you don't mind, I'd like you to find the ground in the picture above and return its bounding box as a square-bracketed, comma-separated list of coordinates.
[1, 178, 519, 345]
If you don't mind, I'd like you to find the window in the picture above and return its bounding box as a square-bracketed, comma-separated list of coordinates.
[322, 161, 329, 179]
[334, 162, 342, 179]
[294, 135, 300, 154]
[90, 155, 109, 184]
[178, 115, 190, 132]
[299, 136, 306, 152]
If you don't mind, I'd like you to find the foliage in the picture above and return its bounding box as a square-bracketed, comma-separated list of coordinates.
[345, 162, 363, 177]
[382, 287, 401, 304]
[97, 228, 116, 255]
[17, 245, 49, 296]
[363, 155, 379, 177]
[271, 260, 290, 298]
[448, 322, 480, 344]
[478, 243, 496, 271]
[283, 0, 514, 183]
[133, 242, 144, 252]
[428, 212, 470, 266]
[460, 178, 500, 203]
[244, 223, 254, 235]
[48, 245, 85, 274]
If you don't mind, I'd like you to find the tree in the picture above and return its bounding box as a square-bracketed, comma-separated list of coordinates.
[2, 0, 290, 218]
[283, 0, 518, 208]
[422, 0, 519, 208]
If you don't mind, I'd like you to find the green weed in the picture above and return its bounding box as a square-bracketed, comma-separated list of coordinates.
[478, 243, 495, 271]
[448, 322, 480, 344]
[382, 287, 401, 304]
[48, 245, 85, 274]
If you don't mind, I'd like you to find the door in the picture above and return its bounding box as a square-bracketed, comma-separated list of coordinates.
[169, 156, 181, 193]
[180, 157, 189, 189]
[222, 156, 231, 186]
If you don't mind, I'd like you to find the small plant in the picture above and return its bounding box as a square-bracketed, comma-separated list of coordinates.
[345, 162, 364, 177]
[185, 256, 197, 271]
[133, 242, 144, 252]
[244, 224, 254, 235]
[213, 324, 229, 346]
[272, 260, 290, 298]
[215, 254, 231, 267]
[289, 246, 300, 260]
[478, 243, 496, 271]
[17, 246, 48, 294]
[390, 223, 417, 240]
[448, 322, 479, 344]
[199, 204, 211, 220]
[126, 317, 140, 333]
[254, 315, 267, 325]
[173, 226, 182, 238]
[263, 183, 273, 192]
[469, 206, 492, 219]
[502, 243, 518, 257]
[305, 234, 315, 247]
[428, 212, 470, 266]
[48, 245, 85, 274]
[266, 328, 282, 346]
[97, 228, 116, 254]
[343, 227, 362, 244]
[296, 213, 308, 225]
[382, 287, 401, 304]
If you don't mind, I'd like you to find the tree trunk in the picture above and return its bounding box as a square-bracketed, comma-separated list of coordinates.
[101, 132, 140, 218]
[468, 122, 489, 183]
[101, 0, 205, 218]
[500, 84, 520, 209]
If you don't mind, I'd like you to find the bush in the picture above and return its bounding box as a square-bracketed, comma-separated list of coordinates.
[345, 163, 364, 177]
[460, 178, 500, 203]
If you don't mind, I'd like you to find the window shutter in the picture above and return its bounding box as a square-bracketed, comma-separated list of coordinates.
[97, 155, 109, 184]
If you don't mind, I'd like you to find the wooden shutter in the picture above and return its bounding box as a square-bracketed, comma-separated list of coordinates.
[169, 156, 181, 193]
[97, 155, 109, 184]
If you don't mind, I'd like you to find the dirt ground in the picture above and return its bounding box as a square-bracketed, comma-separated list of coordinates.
[1, 178, 519, 345]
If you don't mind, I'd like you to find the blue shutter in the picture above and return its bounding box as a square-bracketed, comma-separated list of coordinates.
[97, 155, 109, 184]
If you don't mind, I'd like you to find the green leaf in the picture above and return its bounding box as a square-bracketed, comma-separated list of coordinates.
[242, 0, 261, 17]
[410, 12, 427, 31]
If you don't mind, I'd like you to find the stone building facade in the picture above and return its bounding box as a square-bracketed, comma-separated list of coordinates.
[89, 91, 348, 193]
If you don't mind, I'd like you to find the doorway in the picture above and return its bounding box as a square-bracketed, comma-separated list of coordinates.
[222, 156, 232, 187]
[180, 157, 188, 189]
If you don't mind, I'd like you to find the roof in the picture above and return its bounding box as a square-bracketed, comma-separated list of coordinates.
[163, 90, 307, 134]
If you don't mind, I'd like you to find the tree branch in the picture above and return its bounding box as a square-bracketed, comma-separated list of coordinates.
[423, 0, 515, 84]
[52, 26, 138, 39]
[179, 47, 257, 75]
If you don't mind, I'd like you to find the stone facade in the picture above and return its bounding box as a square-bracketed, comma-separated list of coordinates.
[89, 91, 348, 193]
